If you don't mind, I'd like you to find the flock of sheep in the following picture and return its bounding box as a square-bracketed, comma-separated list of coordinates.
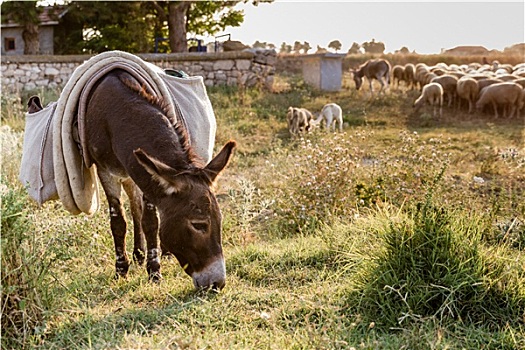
[391, 59, 525, 118]
[286, 58, 525, 137]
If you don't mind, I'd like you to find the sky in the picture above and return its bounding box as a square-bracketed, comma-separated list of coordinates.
[223, 1, 525, 54]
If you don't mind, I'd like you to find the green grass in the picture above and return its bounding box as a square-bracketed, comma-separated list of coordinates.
[1, 73, 524, 349]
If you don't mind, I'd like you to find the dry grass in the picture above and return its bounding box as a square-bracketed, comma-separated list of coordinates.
[1, 70, 524, 349]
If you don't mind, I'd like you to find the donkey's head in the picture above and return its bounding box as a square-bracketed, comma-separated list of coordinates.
[134, 141, 236, 290]
[351, 70, 363, 90]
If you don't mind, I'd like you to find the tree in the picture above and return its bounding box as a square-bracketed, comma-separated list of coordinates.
[280, 42, 292, 53]
[53, 1, 271, 54]
[293, 41, 303, 54]
[152, 1, 260, 53]
[328, 40, 342, 52]
[302, 41, 311, 54]
[362, 38, 385, 54]
[60, 2, 153, 54]
[347, 42, 361, 54]
[1, 1, 42, 54]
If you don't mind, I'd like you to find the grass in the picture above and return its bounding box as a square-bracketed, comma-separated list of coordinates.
[1, 70, 524, 349]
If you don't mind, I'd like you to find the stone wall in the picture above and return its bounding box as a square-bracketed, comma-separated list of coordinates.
[0, 49, 276, 92]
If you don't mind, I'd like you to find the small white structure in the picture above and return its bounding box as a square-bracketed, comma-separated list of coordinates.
[301, 53, 346, 91]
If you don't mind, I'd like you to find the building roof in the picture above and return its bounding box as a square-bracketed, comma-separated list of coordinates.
[443, 45, 489, 55]
[1, 6, 68, 28]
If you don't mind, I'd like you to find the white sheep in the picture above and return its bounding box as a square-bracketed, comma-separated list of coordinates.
[413, 82, 444, 117]
[475, 82, 523, 118]
[403, 63, 416, 90]
[312, 103, 343, 132]
[391, 65, 405, 89]
[456, 77, 479, 114]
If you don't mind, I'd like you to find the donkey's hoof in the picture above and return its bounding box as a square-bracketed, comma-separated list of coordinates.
[148, 271, 162, 283]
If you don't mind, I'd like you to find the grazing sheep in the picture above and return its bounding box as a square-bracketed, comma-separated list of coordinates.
[287, 107, 313, 136]
[513, 78, 525, 89]
[431, 75, 459, 107]
[312, 103, 343, 132]
[456, 77, 479, 113]
[413, 82, 444, 117]
[477, 78, 503, 91]
[391, 65, 405, 89]
[351, 58, 391, 95]
[475, 82, 523, 118]
[404, 63, 416, 90]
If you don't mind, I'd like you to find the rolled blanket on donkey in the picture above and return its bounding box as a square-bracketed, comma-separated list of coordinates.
[19, 50, 217, 215]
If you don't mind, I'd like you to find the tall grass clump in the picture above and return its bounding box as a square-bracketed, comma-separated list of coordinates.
[345, 190, 525, 332]
[1, 180, 54, 349]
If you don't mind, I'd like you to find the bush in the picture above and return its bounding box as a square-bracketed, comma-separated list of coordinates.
[346, 196, 525, 330]
[1, 180, 53, 348]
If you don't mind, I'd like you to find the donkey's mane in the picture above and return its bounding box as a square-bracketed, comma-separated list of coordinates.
[120, 75, 201, 166]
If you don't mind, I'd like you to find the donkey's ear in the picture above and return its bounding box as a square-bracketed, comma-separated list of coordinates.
[134, 148, 185, 194]
[27, 95, 43, 113]
[204, 140, 236, 183]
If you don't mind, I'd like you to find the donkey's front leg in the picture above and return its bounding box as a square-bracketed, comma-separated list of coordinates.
[142, 196, 162, 282]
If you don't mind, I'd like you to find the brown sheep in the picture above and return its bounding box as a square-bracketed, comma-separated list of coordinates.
[431, 75, 458, 107]
[413, 82, 444, 117]
[476, 82, 523, 118]
[456, 77, 479, 114]
[477, 78, 503, 91]
[287, 107, 313, 136]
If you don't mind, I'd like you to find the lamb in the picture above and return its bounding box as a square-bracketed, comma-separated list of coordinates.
[312, 103, 343, 132]
[430, 74, 458, 107]
[413, 82, 444, 117]
[287, 106, 313, 136]
[475, 82, 523, 118]
[456, 76, 479, 113]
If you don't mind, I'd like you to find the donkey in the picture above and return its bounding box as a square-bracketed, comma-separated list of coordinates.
[84, 69, 235, 290]
[351, 58, 391, 96]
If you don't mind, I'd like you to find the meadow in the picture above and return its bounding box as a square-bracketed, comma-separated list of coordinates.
[1, 69, 524, 349]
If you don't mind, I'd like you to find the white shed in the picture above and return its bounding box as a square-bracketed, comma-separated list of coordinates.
[301, 53, 346, 91]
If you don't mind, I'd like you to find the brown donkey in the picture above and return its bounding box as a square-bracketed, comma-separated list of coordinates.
[84, 69, 235, 290]
[351, 58, 391, 96]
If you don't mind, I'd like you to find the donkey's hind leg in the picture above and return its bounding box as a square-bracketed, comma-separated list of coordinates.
[123, 179, 146, 266]
[97, 170, 130, 278]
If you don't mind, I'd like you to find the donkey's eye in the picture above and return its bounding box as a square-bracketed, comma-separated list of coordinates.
[191, 221, 209, 233]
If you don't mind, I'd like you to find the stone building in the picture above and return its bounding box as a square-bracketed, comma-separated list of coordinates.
[1, 6, 67, 56]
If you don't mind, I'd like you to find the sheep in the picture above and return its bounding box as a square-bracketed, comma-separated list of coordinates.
[312, 103, 343, 132]
[287, 107, 313, 136]
[475, 82, 523, 118]
[477, 78, 503, 91]
[513, 78, 525, 89]
[413, 82, 444, 117]
[391, 65, 405, 89]
[456, 77, 479, 114]
[431, 74, 458, 107]
[404, 63, 416, 90]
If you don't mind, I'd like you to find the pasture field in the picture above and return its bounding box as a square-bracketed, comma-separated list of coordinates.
[2, 71, 524, 349]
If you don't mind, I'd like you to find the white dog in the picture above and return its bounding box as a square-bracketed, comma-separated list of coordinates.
[312, 103, 343, 132]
